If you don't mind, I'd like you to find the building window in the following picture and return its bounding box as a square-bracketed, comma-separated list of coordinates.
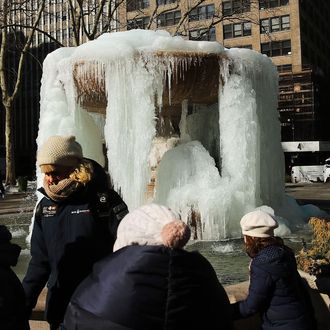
[281, 15, 290, 29]
[260, 15, 290, 33]
[158, 10, 181, 27]
[277, 64, 292, 73]
[260, 19, 269, 33]
[157, 0, 176, 5]
[127, 16, 150, 30]
[189, 4, 215, 21]
[226, 44, 253, 49]
[222, 0, 251, 16]
[261, 39, 291, 57]
[223, 21, 252, 39]
[127, 0, 150, 12]
[189, 27, 216, 41]
[259, 0, 289, 10]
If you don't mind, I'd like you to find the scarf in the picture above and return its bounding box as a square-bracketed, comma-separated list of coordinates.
[43, 176, 82, 202]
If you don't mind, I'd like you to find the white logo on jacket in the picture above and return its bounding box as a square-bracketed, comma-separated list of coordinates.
[71, 209, 90, 215]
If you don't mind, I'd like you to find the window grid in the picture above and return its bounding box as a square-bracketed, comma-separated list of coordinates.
[189, 27, 216, 41]
[189, 4, 215, 22]
[259, 0, 289, 10]
[223, 21, 252, 39]
[158, 10, 181, 27]
[260, 15, 290, 33]
[277, 64, 292, 73]
[157, 0, 176, 5]
[127, 0, 150, 12]
[222, 0, 251, 16]
[261, 40, 291, 57]
[127, 16, 150, 30]
[227, 44, 253, 49]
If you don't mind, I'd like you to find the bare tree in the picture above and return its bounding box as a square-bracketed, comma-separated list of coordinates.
[66, 0, 125, 46]
[0, 0, 45, 185]
[125, 0, 262, 37]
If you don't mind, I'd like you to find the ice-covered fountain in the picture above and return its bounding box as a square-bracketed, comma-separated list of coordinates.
[36, 29, 326, 241]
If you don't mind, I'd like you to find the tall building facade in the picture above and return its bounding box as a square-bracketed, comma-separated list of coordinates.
[2, 0, 330, 176]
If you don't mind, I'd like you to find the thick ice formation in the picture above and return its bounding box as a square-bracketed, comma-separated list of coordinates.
[37, 29, 320, 239]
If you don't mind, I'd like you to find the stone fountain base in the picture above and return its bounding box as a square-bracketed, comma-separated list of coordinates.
[30, 273, 329, 330]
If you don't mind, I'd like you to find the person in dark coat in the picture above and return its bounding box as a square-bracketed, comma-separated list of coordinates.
[22, 135, 128, 330]
[61, 203, 234, 330]
[232, 209, 317, 330]
[0, 225, 30, 330]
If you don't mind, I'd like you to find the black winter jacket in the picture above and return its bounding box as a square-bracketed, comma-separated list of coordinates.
[61, 245, 234, 330]
[232, 245, 316, 330]
[0, 228, 30, 330]
[22, 160, 128, 326]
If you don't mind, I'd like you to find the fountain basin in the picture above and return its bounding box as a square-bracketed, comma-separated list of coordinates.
[73, 52, 227, 113]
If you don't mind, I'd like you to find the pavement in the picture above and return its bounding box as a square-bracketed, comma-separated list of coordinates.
[0, 191, 36, 216]
[285, 182, 330, 212]
[2, 182, 330, 216]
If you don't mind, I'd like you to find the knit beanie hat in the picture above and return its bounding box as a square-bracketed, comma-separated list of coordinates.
[37, 135, 83, 168]
[240, 210, 278, 238]
[113, 203, 191, 252]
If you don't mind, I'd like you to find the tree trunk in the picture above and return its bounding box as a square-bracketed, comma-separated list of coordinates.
[5, 102, 15, 185]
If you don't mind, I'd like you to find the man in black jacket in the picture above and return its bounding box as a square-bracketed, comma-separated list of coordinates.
[22, 135, 128, 330]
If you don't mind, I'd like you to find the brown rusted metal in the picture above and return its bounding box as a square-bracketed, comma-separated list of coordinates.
[72, 60, 107, 112]
[72, 51, 228, 113]
[156, 52, 225, 106]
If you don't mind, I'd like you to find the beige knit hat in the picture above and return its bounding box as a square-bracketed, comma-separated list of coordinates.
[37, 135, 83, 168]
[240, 210, 278, 238]
[113, 203, 191, 252]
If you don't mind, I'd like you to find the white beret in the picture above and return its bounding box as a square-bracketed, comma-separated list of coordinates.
[240, 210, 278, 238]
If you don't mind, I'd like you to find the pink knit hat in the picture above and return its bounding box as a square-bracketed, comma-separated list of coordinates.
[113, 203, 191, 252]
[240, 210, 278, 238]
[37, 135, 83, 168]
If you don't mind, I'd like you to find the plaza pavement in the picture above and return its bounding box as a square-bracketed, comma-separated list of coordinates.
[2, 182, 330, 217]
[0, 191, 36, 216]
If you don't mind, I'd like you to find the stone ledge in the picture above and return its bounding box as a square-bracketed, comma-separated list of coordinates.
[30, 276, 329, 330]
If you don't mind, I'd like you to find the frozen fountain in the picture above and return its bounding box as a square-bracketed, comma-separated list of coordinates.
[37, 29, 324, 240]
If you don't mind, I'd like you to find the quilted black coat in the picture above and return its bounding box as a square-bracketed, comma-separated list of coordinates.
[232, 244, 317, 330]
[61, 245, 234, 330]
